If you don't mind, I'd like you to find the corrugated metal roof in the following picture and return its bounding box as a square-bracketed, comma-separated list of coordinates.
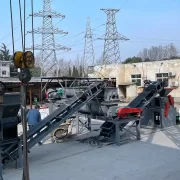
[0, 77, 42, 83]
[0, 77, 63, 83]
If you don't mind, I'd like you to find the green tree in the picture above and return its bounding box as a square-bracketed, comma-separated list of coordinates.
[0, 43, 12, 61]
[123, 56, 142, 64]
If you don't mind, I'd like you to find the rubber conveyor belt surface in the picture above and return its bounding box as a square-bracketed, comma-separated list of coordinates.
[128, 81, 164, 108]
[2, 81, 106, 164]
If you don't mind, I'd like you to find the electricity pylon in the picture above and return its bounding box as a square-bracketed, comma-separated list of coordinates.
[83, 17, 95, 76]
[98, 8, 129, 65]
[27, 0, 71, 76]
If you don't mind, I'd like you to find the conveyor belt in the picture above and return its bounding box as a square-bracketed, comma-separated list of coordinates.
[128, 81, 164, 108]
[2, 81, 107, 164]
[100, 81, 167, 137]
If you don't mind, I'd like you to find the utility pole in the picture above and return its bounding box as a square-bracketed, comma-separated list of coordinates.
[27, 0, 71, 76]
[98, 8, 129, 65]
[83, 17, 95, 77]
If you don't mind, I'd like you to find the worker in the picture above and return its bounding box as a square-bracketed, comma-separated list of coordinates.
[26, 104, 42, 146]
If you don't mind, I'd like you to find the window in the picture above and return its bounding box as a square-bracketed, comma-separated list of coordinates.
[131, 74, 142, 86]
[2, 63, 6, 66]
[2, 71, 6, 75]
[88, 66, 94, 74]
[156, 73, 168, 86]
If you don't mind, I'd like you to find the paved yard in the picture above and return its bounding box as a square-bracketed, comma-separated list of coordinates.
[3, 120, 180, 180]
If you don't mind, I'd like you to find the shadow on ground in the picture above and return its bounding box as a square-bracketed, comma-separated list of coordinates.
[4, 124, 180, 180]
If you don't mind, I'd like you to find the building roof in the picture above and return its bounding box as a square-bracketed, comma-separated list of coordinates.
[0, 77, 65, 84]
[0, 77, 42, 83]
[0, 61, 11, 64]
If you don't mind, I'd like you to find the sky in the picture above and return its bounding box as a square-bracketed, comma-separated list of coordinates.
[0, 0, 180, 63]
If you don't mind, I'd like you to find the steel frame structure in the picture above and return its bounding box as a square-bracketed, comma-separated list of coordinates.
[100, 81, 177, 145]
[109, 117, 141, 146]
[28, 0, 71, 76]
[98, 8, 129, 65]
[83, 17, 95, 74]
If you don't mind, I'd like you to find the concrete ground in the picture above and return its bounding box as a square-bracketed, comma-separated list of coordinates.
[3, 119, 180, 180]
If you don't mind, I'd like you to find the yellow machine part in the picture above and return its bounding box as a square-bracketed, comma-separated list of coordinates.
[24, 51, 35, 68]
[13, 51, 35, 69]
[13, 51, 23, 68]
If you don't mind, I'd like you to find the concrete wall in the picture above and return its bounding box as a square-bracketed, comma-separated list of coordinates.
[93, 59, 180, 102]
[126, 84, 137, 101]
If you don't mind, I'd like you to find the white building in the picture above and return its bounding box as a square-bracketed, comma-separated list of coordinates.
[92, 59, 180, 102]
[0, 61, 10, 77]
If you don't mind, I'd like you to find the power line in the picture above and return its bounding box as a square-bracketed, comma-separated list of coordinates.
[9, 0, 15, 54]
[0, 0, 33, 42]
[0, 16, 30, 42]
[6, 32, 28, 48]
[130, 36, 180, 42]
[56, 24, 105, 43]
[120, 0, 130, 9]
[56, 31, 84, 42]
[56, 44, 104, 56]
[13, 23, 105, 51]
[10, 19, 66, 51]
[8, 21, 105, 58]
[124, 40, 180, 45]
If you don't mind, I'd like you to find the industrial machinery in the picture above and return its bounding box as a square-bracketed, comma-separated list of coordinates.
[100, 81, 176, 145]
[0, 79, 177, 178]
[0, 92, 22, 179]
[46, 83, 120, 141]
[1, 80, 108, 167]
[46, 80, 177, 146]
[141, 89, 176, 128]
[47, 86, 120, 118]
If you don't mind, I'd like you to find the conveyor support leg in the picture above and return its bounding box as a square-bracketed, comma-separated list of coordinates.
[136, 120, 141, 140]
[115, 121, 120, 146]
[17, 140, 23, 169]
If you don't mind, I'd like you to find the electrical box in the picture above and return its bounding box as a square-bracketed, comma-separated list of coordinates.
[170, 81, 179, 87]
[169, 72, 176, 77]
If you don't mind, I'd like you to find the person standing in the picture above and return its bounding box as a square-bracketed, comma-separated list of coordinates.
[26, 105, 42, 146]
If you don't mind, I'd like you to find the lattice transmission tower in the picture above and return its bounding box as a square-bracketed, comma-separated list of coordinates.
[83, 17, 95, 76]
[98, 8, 129, 65]
[28, 0, 71, 76]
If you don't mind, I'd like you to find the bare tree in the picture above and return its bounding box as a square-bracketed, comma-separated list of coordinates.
[137, 48, 149, 61]
[168, 43, 178, 58]
[57, 58, 69, 76]
[157, 45, 164, 60]
[137, 43, 179, 61]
